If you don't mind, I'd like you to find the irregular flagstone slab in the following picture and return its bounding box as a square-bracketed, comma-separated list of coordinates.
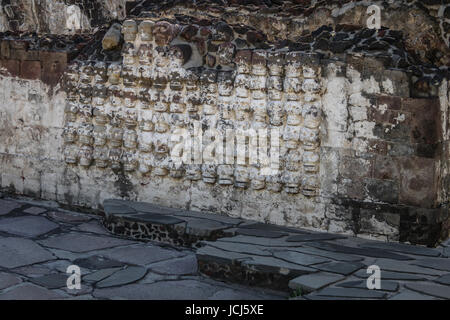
[354, 269, 429, 281]
[412, 258, 450, 272]
[38, 233, 135, 253]
[288, 272, 345, 293]
[272, 250, 331, 266]
[286, 246, 364, 262]
[0, 199, 22, 215]
[236, 228, 287, 238]
[96, 266, 147, 288]
[83, 268, 122, 283]
[0, 216, 59, 238]
[389, 289, 440, 300]
[103, 200, 137, 216]
[241, 256, 317, 275]
[72, 221, 111, 235]
[108, 200, 177, 215]
[183, 217, 229, 237]
[47, 211, 92, 223]
[0, 272, 22, 290]
[374, 258, 443, 276]
[93, 280, 219, 300]
[405, 282, 450, 299]
[127, 212, 186, 225]
[312, 261, 365, 275]
[23, 207, 47, 215]
[148, 254, 198, 275]
[311, 287, 387, 299]
[360, 242, 441, 257]
[306, 242, 413, 260]
[29, 273, 68, 289]
[0, 283, 67, 300]
[434, 273, 450, 286]
[286, 233, 347, 242]
[197, 245, 253, 264]
[238, 222, 309, 234]
[12, 265, 54, 277]
[337, 279, 399, 292]
[0, 237, 55, 268]
[101, 245, 185, 265]
[202, 240, 272, 256]
[172, 210, 244, 226]
[443, 247, 449, 258]
[219, 235, 302, 247]
[73, 255, 127, 270]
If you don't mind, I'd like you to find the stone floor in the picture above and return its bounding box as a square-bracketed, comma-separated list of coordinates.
[0, 194, 449, 300]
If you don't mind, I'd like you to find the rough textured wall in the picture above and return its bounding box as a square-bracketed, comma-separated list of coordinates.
[0, 0, 448, 246]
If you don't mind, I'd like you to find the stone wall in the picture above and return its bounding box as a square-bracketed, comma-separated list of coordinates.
[0, 1, 448, 246]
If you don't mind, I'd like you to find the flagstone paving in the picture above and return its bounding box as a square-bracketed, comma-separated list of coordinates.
[0, 195, 448, 300]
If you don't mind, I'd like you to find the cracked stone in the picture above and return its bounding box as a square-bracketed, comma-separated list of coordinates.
[354, 269, 428, 281]
[312, 261, 365, 275]
[0, 237, 55, 268]
[73, 255, 127, 270]
[72, 221, 111, 235]
[47, 211, 93, 223]
[434, 274, 450, 286]
[96, 266, 148, 288]
[203, 240, 272, 256]
[38, 233, 135, 253]
[360, 242, 441, 257]
[0, 272, 22, 290]
[23, 207, 47, 215]
[287, 247, 364, 262]
[0, 199, 22, 215]
[0, 283, 67, 300]
[286, 233, 347, 242]
[405, 282, 450, 299]
[127, 212, 186, 225]
[236, 228, 287, 238]
[289, 272, 345, 293]
[148, 254, 198, 275]
[272, 250, 331, 266]
[374, 258, 443, 276]
[412, 258, 450, 272]
[197, 245, 252, 264]
[29, 273, 68, 289]
[337, 279, 399, 292]
[102, 245, 185, 265]
[389, 289, 440, 300]
[0, 216, 59, 238]
[241, 256, 316, 276]
[83, 267, 122, 283]
[184, 217, 228, 237]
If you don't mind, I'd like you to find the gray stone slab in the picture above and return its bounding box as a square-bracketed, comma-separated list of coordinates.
[0, 216, 59, 237]
[96, 266, 147, 288]
[405, 282, 450, 299]
[121, 200, 178, 215]
[127, 212, 186, 225]
[238, 222, 309, 234]
[0, 272, 22, 290]
[93, 279, 218, 300]
[286, 233, 347, 242]
[204, 240, 272, 256]
[0, 237, 55, 268]
[29, 273, 68, 289]
[196, 245, 253, 264]
[23, 207, 47, 215]
[435, 273, 450, 286]
[209, 288, 283, 300]
[236, 228, 287, 238]
[0, 283, 67, 300]
[312, 287, 387, 299]
[313, 261, 365, 275]
[148, 254, 198, 275]
[175, 211, 244, 226]
[73, 255, 127, 270]
[184, 217, 228, 236]
[38, 233, 135, 253]
[306, 242, 412, 260]
[220, 235, 302, 247]
[354, 270, 428, 281]
[103, 200, 137, 216]
[287, 246, 364, 262]
[389, 289, 440, 300]
[72, 221, 111, 235]
[102, 245, 185, 265]
[443, 247, 450, 258]
[241, 256, 317, 276]
[374, 258, 443, 276]
[288, 272, 345, 292]
[83, 268, 122, 283]
[272, 250, 331, 266]
[337, 279, 399, 292]
[47, 211, 92, 223]
[360, 242, 441, 257]
[412, 258, 450, 272]
[0, 199, 22, 215]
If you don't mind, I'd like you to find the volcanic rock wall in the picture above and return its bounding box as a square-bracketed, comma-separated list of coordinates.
[0, 0, 448, 246]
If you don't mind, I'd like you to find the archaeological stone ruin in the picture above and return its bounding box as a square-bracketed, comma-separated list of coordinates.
[0, 0, 449, 247]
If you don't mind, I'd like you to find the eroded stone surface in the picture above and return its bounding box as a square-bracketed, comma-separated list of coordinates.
[0, 237, 55, 269]
[0, 216, 59, 238]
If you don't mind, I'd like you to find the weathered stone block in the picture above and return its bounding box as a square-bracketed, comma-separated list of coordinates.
[20, 60, 41, 80]
[373, 155, 400, 180]
[0, 59, 20, 77]
[364, 178, 399, 204]
[40, 51, 67, 86]
[402, 98, 441, 145]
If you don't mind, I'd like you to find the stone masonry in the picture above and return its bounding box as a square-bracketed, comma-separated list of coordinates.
[0, 1, 449, 246]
